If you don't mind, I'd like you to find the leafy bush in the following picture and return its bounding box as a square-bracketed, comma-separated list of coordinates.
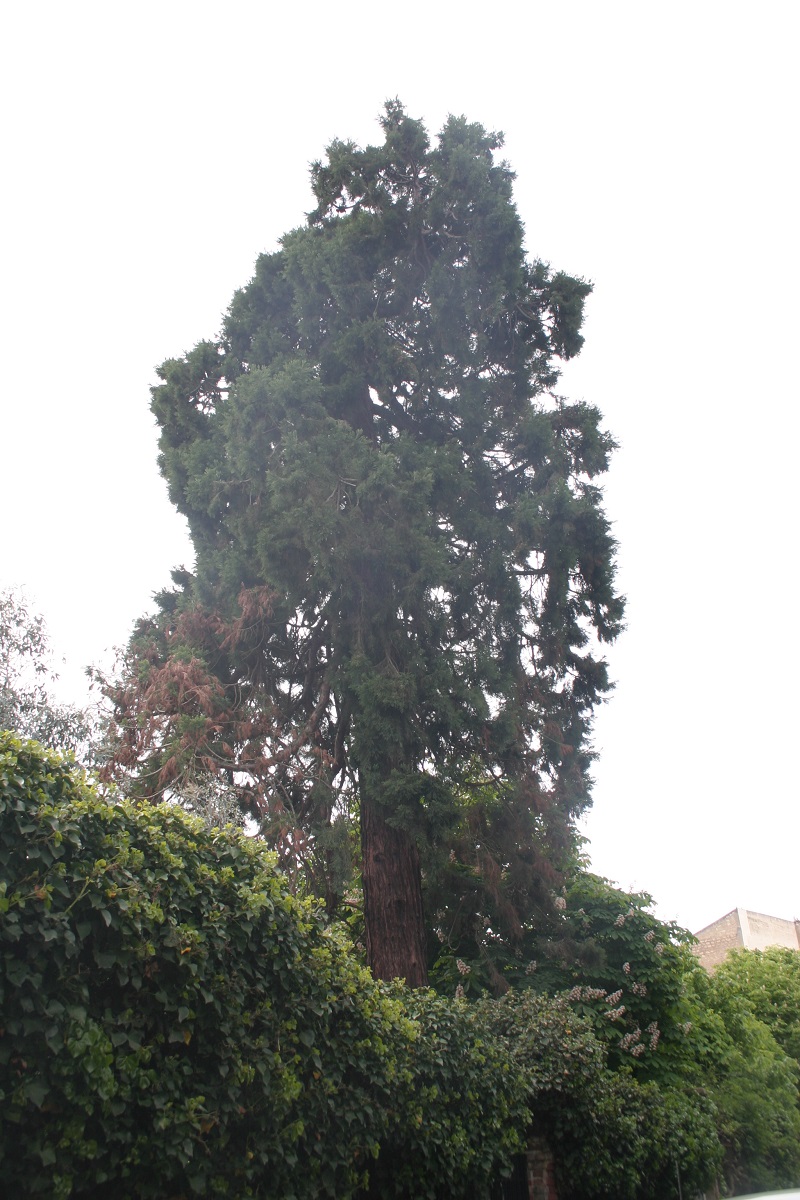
[0, 734, 542, 1200]
[684, 964, 800, 1195]
[362, 990, 529, 1199]
[475, 990, 721, 1200]
[0, 733, 414, 1198]
[437, 870, 700, 1080]
[714, 946, 800, 1069]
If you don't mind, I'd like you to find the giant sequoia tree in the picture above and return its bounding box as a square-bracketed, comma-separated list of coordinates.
[107, 104, 623, 986]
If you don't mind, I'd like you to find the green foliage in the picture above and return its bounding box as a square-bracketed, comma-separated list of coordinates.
[363, 991, 530, 1199]
[430, 869, 700, 1078]
[528, 885, 800, 1195]
[426, 857, 800, 1196]
[509, 878, 800, 1193]
[528, 874, 699, 1080]
[0, 733, 414, 1198]
[715, 946, 800, 1068]
[1, 734, 730, 1200]
[549, 1074, 720, 1200]
[0, 733, 557, 1200]
[476, 990, 720, 1200]
[0, 588, 93, 756]
[170, 770, 247, 832]
[424, 774, 578, 995]
[685, 964, 800, 1194]
[430, 866, 800, 1196]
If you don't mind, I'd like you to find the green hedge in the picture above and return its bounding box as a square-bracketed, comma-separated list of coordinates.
[0, 734, 530, 1199]
[0, 735, 412, 1197]
[362, 990, 529, 1198]
[0, 734, 725, 1199]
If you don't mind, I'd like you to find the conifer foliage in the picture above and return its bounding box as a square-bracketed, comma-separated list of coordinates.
[106, 103, 623, 985]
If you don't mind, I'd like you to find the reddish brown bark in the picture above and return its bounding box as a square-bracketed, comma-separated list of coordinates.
[361, 788, 428, 988]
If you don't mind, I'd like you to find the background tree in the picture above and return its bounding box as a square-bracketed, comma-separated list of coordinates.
[105, 103, 623, 985]
[687, 963, 800, 1194]
[0, 588, 93, 757]
[713, 946, 800, 1070]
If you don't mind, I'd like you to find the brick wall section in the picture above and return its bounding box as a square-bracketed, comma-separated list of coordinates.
[527, 1138, 558, 1200]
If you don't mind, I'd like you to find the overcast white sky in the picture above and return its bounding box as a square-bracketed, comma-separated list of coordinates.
[2, 1, 798, 935]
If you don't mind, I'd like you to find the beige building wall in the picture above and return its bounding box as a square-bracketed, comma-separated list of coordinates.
[693, 907, 799, 971]
[744, 909, 799, 952]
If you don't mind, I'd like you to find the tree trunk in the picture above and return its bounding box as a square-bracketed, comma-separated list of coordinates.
[360, 783, 428, 987]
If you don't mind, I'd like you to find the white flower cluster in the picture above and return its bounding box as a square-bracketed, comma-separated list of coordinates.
[622, 961, 631, 974]
[614, 913, 626, 927]
[525, 960, 538, 975]
[619, 1028, 642, 1051]
[554, 895, 567, 911]
[568, 985, 608, 1002]
[631, 981, 648, 997]
[646, 1021, 660, 1049]
[456, 959, 471, 976]
[605, 1005, 626, 1021]
[605, 990, 624, 1006]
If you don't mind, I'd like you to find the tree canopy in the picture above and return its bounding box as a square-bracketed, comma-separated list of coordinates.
[104, 102, 623, 985]
[0, 588, 92, 756]
[714, 946, 800, 1068]
[685, 959, 800, 1194]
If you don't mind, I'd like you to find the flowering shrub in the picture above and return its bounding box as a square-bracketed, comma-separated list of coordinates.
[510, 872, 700, 1078]
[473, 990, 720, 1200]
